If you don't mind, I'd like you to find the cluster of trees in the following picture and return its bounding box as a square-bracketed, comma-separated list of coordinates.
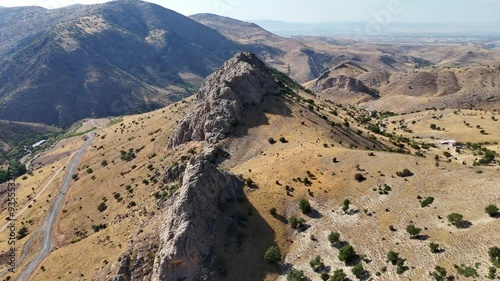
[0, 160, 27, 184]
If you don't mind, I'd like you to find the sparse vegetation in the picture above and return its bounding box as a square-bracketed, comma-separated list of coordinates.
[406, 224, 422, 239]
[338, 244, 357, 264]
[299, 199, 311, 214]
[328, 231, 340, 246]
[447, 212, 463, 227]
[485, 204, 499, 217]
[264, 246, 281, 264]
[287, 268, 305, 281]
[396, 169, 414, 177]
[309, 255, 325, 272]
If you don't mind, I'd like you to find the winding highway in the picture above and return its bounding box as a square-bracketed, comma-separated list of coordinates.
[16, 131, 94, 281]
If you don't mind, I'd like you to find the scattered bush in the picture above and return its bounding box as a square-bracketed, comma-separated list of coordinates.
[17, 226, 28, 240]
[396, 169, 414, 177]
[270, 207, 277, 216]
[489, 246, 500, 266]
[352, 263, 364, 278]
[338, 245, 357, 264]
[299, 199, 311, 214]
[430, 266, 447, 281]
[328, 232, 340, 246]
[309, 255, 325, 272]
[406, 224, 422, 239]
[329, 269, 347, 281]
[91, 224, 107, 232]
[97, 202, 107, 212]
[429, 242, 440, 253]
[485, 204, 499, 217]
[342, 199, 350, 213]
[354, 173, 366, 182]
[268, 138, 276, 144]
[264, 246, 281, 264]
[421, 196, 434, 207]
[287, 268, 305, 281]
[454, 264, 478, 278]
[447, 213, 463, 227]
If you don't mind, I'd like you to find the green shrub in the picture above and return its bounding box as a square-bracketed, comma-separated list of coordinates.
[352, 263, 364, 278]
[299, 199, 311, 214]
[447, 213, 463, 226]
[396, 169, 414, 177]
[264, 246, 281, 264]
[485, 204, 499, 217]
[329, 269, 347, 281]
[338, 245, 356, 264]
[421, 196, 434, 207]
[430, 266, 447, 281]
[287, 268, 305, 281]
[429, 242, 440, 253]
[17, 226, 28, 240]
[309, 255, 325, 272]
[406, 224, 422, 239]
[328, 232, 340, 245]
[97, 202, 107, 212]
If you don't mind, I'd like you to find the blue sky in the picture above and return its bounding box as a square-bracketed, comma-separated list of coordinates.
[2, 0, 500, 24]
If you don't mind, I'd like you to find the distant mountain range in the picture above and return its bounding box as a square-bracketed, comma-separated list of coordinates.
[252, 20, 500, 39]
[0, 0, 238, 126]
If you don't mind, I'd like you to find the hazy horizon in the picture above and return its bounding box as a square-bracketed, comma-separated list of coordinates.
[1, 0, 500, 25]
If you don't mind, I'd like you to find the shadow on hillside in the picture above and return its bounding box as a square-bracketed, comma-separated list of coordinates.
[272, 213, 289, 225]
[457, 220, 473, 229]
[215, 192, 280, 281]
[232, 94, 293, 139]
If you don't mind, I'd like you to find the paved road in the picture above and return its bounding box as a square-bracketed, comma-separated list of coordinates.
[16, 132, 94, 281]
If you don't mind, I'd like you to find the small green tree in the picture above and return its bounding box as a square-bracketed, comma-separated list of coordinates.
[97, 202, 107, 212]
[270, 207, 277, 216]
[406, 224, 422, 239]
[17, 226, 28, 240]
[421, 196, 434, 207]
[338, 245, 356, 264]
[485, 204, 499, 217]
[447, 213, 463, 227]
[328, 232, 340, 246]
[309, 255, 325, 272]
[329, 269, 347, 281]
[429, 242, 440, 253]
[264, 246, 281, 264]
[489, 246, 500, 266]
[299, 199, 311, 214]
[342, 199, 350, 213]
[289, 216, 299, 229]
[488, 266, 497, 279]
[352, 263, 364, 278]
[387, 251, 399, 265]
[287, 268, 305, 281]
[430, 266, 447, 281]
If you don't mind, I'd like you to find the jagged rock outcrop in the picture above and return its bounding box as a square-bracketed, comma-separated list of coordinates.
[312, 74, 379, 98]
[151, 155, 243, 281]
[168, 52, 281, 147]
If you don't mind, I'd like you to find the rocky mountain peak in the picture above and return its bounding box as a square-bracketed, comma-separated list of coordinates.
[168, 51, 281, 147]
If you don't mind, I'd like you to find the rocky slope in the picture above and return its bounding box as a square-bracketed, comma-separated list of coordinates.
[151, 153, 243, 281]
[168, 52, 281, 147]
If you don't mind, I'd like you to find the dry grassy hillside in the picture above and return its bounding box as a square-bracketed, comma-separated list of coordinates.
[0, 73, 498, 281]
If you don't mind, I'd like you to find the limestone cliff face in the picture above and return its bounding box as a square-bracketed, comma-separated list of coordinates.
[151, 155, 243, 281]
[168, 52, 280, 147]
